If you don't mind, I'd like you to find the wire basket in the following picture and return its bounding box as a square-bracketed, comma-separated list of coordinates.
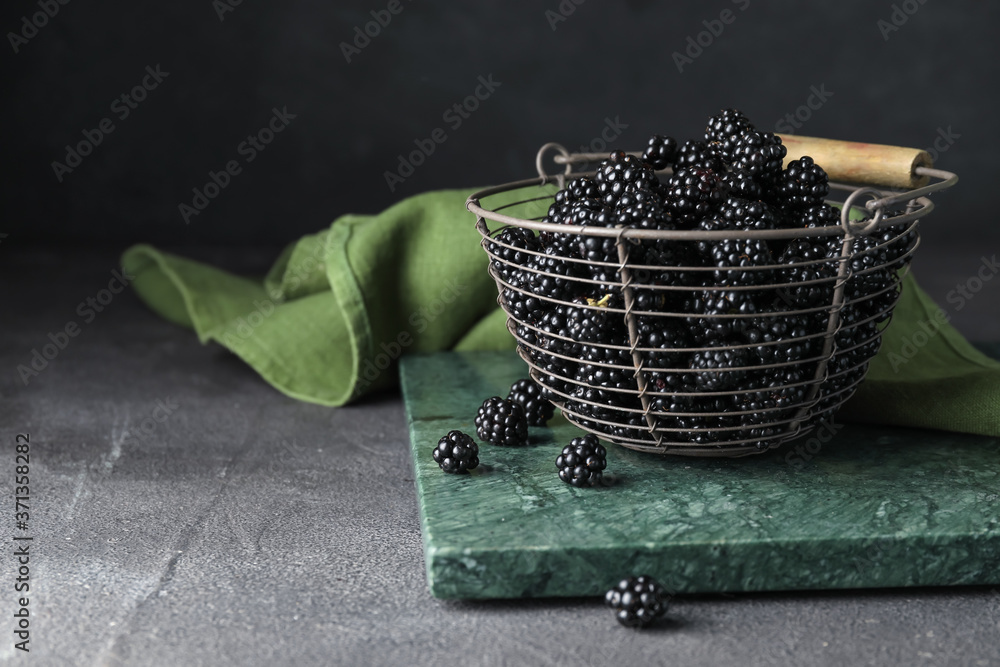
[467, 137, 958, 457]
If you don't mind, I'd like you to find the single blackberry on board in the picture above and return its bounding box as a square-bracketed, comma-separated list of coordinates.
[432, 430, 479, 474]
[605, 576, 670, 628]
[705, 108, 755, 163]
[642, 134, 679, 170]
[507, 378, 555, 426]
[475, 396, 528, 446]
[731, 130, 787, 181]
[555, 434, 607, 487]
[773, 156, 830, 209]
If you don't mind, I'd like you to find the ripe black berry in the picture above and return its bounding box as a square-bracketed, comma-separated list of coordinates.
[774, 156, 830, 209]
[605, 576, 670, 628]
[594, 151, 658, 207]
[507, 377, 555, 426]
[642, 134, 679, 170]
[731, 130, 786, 181]
[432, 430, 479, 473]
[675, 139, 725, 172]
[555, 434, 607, 487]
[705, 109, 754, 155]
[475, 396, 529, 446]
[664, 167, 724, 224]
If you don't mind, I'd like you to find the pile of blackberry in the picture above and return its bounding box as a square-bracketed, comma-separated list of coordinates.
[489, 109, 915, 451]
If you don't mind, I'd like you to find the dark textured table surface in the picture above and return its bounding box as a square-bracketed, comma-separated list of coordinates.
[2, 245, 999, 667]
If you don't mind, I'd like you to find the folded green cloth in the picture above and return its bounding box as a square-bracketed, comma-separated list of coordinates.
[122, 188, 1000, 437]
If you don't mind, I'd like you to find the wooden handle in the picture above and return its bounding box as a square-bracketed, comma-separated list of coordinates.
[776, 134, 933, 189]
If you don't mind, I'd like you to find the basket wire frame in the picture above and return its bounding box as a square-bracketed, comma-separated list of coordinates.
[469, 146, 957, 457]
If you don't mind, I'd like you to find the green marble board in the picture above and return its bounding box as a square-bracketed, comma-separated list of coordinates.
[400, 350, 1000, 600]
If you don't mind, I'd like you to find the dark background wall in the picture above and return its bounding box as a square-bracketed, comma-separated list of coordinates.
[1, 0, 996, 249]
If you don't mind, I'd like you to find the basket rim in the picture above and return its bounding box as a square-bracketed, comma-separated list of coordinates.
[466, 166, 956, 241]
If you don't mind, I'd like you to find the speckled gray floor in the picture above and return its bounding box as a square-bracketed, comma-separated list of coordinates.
[1, 247, 998, 667]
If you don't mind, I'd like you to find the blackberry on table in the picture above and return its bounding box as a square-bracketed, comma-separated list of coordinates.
[642, 134, 679, 170]
[475, 396, 529, 446]
[605, 576, 670, 628]
[507, 377, 555, 426]
[555, 434, 607, 487]
[432, 430, 479, 474]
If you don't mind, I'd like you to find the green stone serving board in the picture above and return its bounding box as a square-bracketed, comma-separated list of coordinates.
[400, 350, 1000, 600]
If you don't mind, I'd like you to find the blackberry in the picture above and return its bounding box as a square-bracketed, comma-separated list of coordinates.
[524, 246, 581, 302]
[675, 139, 725, 172]
[563, 176, 600, 202]
[705, 108, 754, 163]
[846, 235, 898, 322]
[605, 576, 670, 628]
[555, 434, 607, 487]
[475, 396, 528, 446]
[536, 353, 576, 402]
[719, 197, 778, 231]
[614, 186, 664, 212]
[731, 130, 786, 181]
[706, 237, 774, 286]
[486, 227, 540, 288]
[878, 221, 918, 271]
[777, 238, 838, 308]
[566, 198, 614, 227]
[664, 167, 724, 225]
[690, 346, 749, 392]
[432, 430, 479, 474]
[773, 156, 829, 209]
[507, 378, 555, 426]
[594, 151, 658, 207]
[535, 305, 578, 357]
[544, 177, 601, 225]
[565, 303, 626, 346]
[744, 313, 823, 366]
[800, 203, 841, 230]
[501, 287, 544, 325]
[686, 289, 759, 343]
[642, 134, 679, 170]
[720, 169, 764, 201]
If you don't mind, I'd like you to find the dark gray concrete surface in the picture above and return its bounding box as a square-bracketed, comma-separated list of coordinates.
[1, 247, 999, 667]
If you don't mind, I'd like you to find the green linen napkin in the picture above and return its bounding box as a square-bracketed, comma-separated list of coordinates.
[121, 188, 1000, 437]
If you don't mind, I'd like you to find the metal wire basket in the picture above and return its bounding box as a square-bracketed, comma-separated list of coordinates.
[467, 136, 958, 457]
